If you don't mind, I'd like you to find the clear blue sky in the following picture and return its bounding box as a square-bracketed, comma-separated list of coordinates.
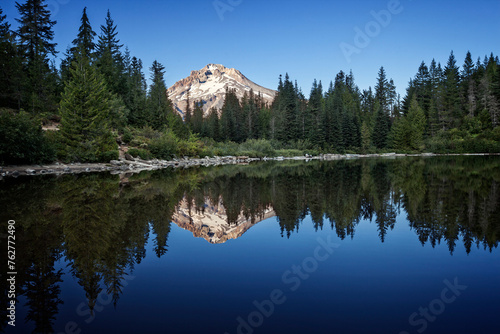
[2, 0, 499, 97]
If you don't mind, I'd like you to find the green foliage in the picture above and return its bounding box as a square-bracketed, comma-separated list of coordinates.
[127, 147, 153, 160]
[147, 60, 175, 130]
[15, 0, 59, 114]
[122, 127, 133, 144]
[0, 109, 55, 164]
[372, 101, 391, 149]
[391, 97, 426, 151]
[148, 130, 202, 159]
[2, 1, 500, 162]
[58, 58, 118, 162]
[275, 149, 304, 157]
[239, 139, 275, 157]
[148, 129, 179, 159]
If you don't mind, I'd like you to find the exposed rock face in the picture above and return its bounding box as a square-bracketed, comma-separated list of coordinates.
[167, 64, 276, 117]
[171, 196, 276, 244]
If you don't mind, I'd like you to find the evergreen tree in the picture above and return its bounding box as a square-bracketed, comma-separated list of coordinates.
[61, 7, 96, 81]
[184, 91, 192, 128]
[360, 121, 371, 152]
[375, 66, 389, 113]
[59, 57, 118, 162]
[95, 10, 125, 97]
[0, 7, 23, 109]
[406, 96, 427, 150]
[147, 60, 173, 130]
[74, 7, 96, 58]
[307, 78, 324, 146]
[16, 0, 58, 113]
[220, 88, 241, 141]
[391, 96, 426, 150]
[126, 56, 148, 126]
[206, 107, 220, 141]
[443, 51, 462, 128]
[192, 100, 204, 134]
[388, 78, 397, 116]
[372, 101, 390, 149]
[414, 61, 431, 116]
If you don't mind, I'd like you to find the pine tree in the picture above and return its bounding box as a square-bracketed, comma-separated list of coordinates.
[192, 100, 204, 134]
[16, 0, 58, 113]
[59, 57, 117, 162]
[206, 107, 220, 141]
[375, 66, 389, 113]
[390, 96, 426, 151]
[95, 10, 125, 97]
[0, 7, 23, 109]
[307, 79, 324, 146]
[126, 56, 147, 126]
[414, 61, 431, 116]
[61, 7, 96, 81]
[147, 60, 173, 130]
[372, 101, 390, 149]
[360, 121, 371, 152]
[220, 88, 241, 141]
[443, 51, 462, 128]
[388, 78, 397, 117]
[406, 96, 426, 150]
[390, 116, 408, 150]
[184, 91, 192, 128]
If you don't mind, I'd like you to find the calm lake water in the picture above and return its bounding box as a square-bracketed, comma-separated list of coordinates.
[1, 156, 499, 334]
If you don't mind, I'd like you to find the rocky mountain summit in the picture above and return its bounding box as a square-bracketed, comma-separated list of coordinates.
[171, 197, 276, 244]
[167, 64, 276, 117]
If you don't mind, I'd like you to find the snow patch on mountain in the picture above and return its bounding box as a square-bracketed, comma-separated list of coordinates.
[167, 64, 276, 117]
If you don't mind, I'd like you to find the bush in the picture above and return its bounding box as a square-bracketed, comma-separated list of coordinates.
[100, 150, 119, 162]
[275, 149, 304, 157]
[239, 139, 275, 157]
[132, 126, 161, 140]
[128, 148, 153, 160]
[0, 109, 55, 165]
[149, 130, 179, 159]
[122, 127, 133, 144]
[425, 136, 500, 154]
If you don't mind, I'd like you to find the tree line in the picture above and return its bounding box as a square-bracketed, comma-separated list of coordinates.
[190, 53, 500, 153]
[1, 1, 499, 165]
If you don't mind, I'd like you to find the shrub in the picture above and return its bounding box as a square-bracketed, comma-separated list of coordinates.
[149, 130, 179, 159]
[128, 148, 153, 160]
[0, 109, 55, 165]
[100, 150, 119, 162]
[239, 139, 275, 157]
[275, 149, 304, 157]
[122, 127, 133, 144]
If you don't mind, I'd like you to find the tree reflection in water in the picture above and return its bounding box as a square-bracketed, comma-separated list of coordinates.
[1, 156, 499, 332]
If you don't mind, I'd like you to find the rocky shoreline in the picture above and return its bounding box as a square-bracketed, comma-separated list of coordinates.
[0, 152, 497, 179]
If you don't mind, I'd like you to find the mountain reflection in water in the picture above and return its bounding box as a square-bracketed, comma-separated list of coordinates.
[1, 156, 499, 333]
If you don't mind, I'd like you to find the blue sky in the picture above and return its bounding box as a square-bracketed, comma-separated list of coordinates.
[2, 0, 499, 97]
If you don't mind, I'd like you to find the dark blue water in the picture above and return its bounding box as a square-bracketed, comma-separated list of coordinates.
[1, 157, 499, 334]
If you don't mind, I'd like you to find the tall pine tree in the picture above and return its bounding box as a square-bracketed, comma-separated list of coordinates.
[16, 0, 58, 113]
[59, 56, 117, 162]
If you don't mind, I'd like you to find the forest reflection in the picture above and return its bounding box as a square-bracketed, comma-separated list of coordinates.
[1, 156, 499, 332]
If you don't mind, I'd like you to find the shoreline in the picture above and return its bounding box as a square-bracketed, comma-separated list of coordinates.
[1, 152, 498, 179]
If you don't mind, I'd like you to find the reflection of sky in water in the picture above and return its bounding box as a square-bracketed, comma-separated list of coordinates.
[3, 157, 500, 334]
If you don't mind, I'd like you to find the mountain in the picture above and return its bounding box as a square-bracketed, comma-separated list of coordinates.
[171, 196, 275, 244]
[167, 64, 277, 117]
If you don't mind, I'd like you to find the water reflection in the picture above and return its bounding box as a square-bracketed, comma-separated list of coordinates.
[1, 156, 499, 332]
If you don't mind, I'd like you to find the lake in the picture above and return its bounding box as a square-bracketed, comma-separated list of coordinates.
[1, 156, 499, 334]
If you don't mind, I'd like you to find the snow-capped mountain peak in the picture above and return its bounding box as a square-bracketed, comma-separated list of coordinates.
[167, 64, 276, 117]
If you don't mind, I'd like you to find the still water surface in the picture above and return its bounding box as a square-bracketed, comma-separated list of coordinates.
[1, 156, 499, 334]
